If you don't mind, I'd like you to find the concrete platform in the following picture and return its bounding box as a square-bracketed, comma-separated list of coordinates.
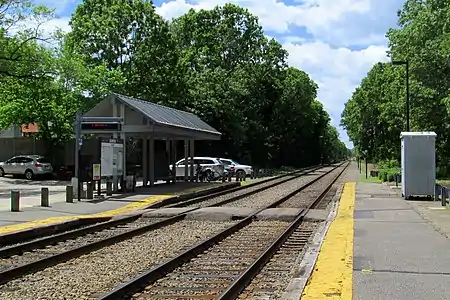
[300, 162, 450, 300]
[0, 182, 234, 234]
[257, 208, 304, 221]
[186, 207, 257, 221]
[353, 182, 450, 300]
[142, 207, 196, 218]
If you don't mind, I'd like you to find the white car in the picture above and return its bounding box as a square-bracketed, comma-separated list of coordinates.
[219, 158, 252, 177]
[170, 157, 225, 178]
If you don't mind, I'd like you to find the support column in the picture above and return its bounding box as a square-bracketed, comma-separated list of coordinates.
[172, 140, 177, 184]
[149, 136, 155, 186]
[142, 136, 148, 187]
[189, 139, 195, 182]
[119, 103, 126, 192]
[112, 99, 119, 192]
[122, 134, 127, 182]
[166, 139, 171, 183]
[184, 139, 189, 182]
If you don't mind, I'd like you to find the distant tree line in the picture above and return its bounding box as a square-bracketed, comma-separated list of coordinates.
[0, 0, 348, 168]
[341, 0, 450, 177]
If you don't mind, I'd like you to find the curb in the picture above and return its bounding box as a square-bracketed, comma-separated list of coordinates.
[0, 182, 240, 245]
[0, 217, 109, 247]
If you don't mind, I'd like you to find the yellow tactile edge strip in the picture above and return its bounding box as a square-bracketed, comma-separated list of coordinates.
[0, 184, 223, 235]
[301, 182, 356, 300]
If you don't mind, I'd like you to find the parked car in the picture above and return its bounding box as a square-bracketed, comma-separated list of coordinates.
[0, 155, 54, 180]
[219, 158, 253, 177]
[170, 157, 225, 180]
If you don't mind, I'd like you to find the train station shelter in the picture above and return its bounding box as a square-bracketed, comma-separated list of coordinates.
[81, 93, 221, 188]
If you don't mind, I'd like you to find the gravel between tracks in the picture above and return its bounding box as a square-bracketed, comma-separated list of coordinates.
[0, 217, 166, 272]
[221, 166, 336, 209]
[184, 174, 302, 208]
[277, 165, 346, 208]
[133, 220, 290, 299]
[0, 220, 236, 300]
[238, 221, 320, 300]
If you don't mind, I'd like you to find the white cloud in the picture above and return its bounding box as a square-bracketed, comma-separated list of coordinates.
[39, 17, 71, 35]
[283, 41, 389, 143]
[156, 0, 372, 36]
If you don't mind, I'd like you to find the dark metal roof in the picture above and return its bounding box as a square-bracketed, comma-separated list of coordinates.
[113, 93, 221, 135]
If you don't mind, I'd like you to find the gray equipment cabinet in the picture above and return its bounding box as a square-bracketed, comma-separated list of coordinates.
[401, 132, 437, 200]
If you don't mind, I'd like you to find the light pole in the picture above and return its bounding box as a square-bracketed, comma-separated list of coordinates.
[392, 60, 410, 132]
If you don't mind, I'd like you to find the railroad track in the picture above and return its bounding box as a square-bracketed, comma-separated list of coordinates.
[98, 161, 349, 300]
[166, 166, 323, 208]
[237, 222, 317, 300]
[0, 165, 321, 292]
[219, 166, 338, 209]
[0, 165, 316, 251]
[276, 164, 347, 208]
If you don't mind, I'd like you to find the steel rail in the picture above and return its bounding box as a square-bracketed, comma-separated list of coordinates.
[0, 213, 188, 285]
[151, 165, 319, 209]
[98, 162, 347, 300]
[0, 166, 319, 260]
[0, 217, 109, 247]
[0, 214, 141, 258]
[0, 165, 325, 285]
[217, 161, 349, 299]
[166, 165, 324, 208]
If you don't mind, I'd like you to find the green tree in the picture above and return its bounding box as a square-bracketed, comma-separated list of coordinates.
[387, 0, 450, 176]
[0, 35, 124, 153]
[343, 0, 450, 176]
[68, 0, 180, 105]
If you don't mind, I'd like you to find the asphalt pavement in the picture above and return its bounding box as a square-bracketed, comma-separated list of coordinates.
[354, 182, 450, 300]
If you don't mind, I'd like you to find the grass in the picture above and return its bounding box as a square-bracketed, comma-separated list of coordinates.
[357, 163, 381, 183]
[358, 175, 381, 183]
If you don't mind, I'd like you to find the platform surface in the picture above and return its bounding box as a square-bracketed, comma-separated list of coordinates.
[302, 162, 450, 300]
[353, 182, 450, 300]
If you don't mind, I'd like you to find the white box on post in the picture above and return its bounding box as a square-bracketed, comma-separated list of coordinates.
[401, 131, 437, 200]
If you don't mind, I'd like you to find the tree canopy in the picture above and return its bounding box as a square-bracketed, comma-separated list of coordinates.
[341, 0, 450, 177]
[0, 0, 348, 168]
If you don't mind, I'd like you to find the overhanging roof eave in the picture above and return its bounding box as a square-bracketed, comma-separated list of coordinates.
[112, 93, 220, 136]
[152, 123, 221, 140]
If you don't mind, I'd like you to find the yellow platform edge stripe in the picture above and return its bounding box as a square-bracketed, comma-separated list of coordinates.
[301, 182, 356, 300]
[0, 183, 223, 235]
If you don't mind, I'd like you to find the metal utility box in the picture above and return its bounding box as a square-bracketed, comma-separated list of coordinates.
[401, 132, 437, 200]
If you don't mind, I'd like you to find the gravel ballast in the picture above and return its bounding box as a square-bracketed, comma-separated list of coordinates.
[278, 165, 346, 208]
[221, 166, 336, 209]
[0, 220, 236, 300]
[238, 221, 320, 300]
[0, 217, 166, 272]
[185, 174, 303, 208]
[133, 220, 290, 299]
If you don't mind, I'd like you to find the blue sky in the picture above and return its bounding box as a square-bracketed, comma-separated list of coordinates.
[34, 0, 406, 148]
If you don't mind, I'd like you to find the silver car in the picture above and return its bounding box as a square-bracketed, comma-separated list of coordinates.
[219, 158, 253, 177]
[0, 155, 54, 180]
